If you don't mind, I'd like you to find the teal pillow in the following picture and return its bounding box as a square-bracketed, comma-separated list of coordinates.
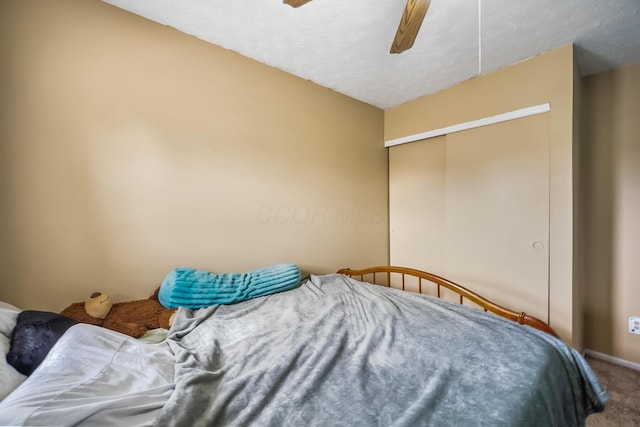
[159, 263, 301, 309]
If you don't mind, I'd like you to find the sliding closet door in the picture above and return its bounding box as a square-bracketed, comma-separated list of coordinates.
[444, 114, 550, 321]
[389, 135, 446, 274]
[390, 114, 550, 321]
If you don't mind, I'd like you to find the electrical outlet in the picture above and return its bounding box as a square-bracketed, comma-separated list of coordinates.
[630, 317, 640, 335]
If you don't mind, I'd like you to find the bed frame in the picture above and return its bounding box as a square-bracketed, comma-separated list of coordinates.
[337, 266, 558, 338]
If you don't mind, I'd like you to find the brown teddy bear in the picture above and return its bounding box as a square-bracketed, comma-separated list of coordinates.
[60, 289, 177, 338]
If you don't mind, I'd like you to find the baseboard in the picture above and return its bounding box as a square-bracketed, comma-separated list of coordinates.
[584, 349, 640, 372]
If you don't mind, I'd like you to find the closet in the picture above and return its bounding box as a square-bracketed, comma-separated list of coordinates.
[389, 113, 551, 322]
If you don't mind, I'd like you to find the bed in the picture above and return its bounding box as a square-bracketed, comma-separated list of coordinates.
[0, 266, 607, 426]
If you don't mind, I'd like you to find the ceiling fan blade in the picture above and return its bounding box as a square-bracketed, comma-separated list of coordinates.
[283, 0, 312, 7]
[390, 0, 431, 54]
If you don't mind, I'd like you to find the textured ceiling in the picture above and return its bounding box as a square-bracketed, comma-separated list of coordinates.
[102, 0, 640, 109]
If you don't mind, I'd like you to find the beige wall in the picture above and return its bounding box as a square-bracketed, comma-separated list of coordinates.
[385, 46, 578, 344]
[572, 54, 584, 352]
[582, 62, 640, 364]
[0, 0, 388, 310]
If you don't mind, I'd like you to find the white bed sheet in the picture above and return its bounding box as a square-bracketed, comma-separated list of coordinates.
[0, 302, 26, 401]
[0, 323, 174, 426]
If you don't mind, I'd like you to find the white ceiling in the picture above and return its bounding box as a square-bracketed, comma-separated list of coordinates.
[102, 0, 640, 109]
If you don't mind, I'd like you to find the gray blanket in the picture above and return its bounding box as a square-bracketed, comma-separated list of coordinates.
[156, 273, 607, 426]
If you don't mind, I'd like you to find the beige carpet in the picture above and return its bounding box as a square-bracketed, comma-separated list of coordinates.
[586, 355, 640, 426]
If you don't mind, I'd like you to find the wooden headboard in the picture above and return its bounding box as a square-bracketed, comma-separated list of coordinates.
[337, 266, 558, 338]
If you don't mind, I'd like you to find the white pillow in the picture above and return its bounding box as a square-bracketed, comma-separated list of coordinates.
[0, 301, 21, 337]
[0, 302, 26, 401]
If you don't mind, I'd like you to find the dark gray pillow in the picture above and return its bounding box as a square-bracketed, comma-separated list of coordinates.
[6, 311, 78, 376]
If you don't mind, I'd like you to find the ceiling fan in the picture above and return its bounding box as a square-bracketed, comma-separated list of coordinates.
[283, 0, 431, 54]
